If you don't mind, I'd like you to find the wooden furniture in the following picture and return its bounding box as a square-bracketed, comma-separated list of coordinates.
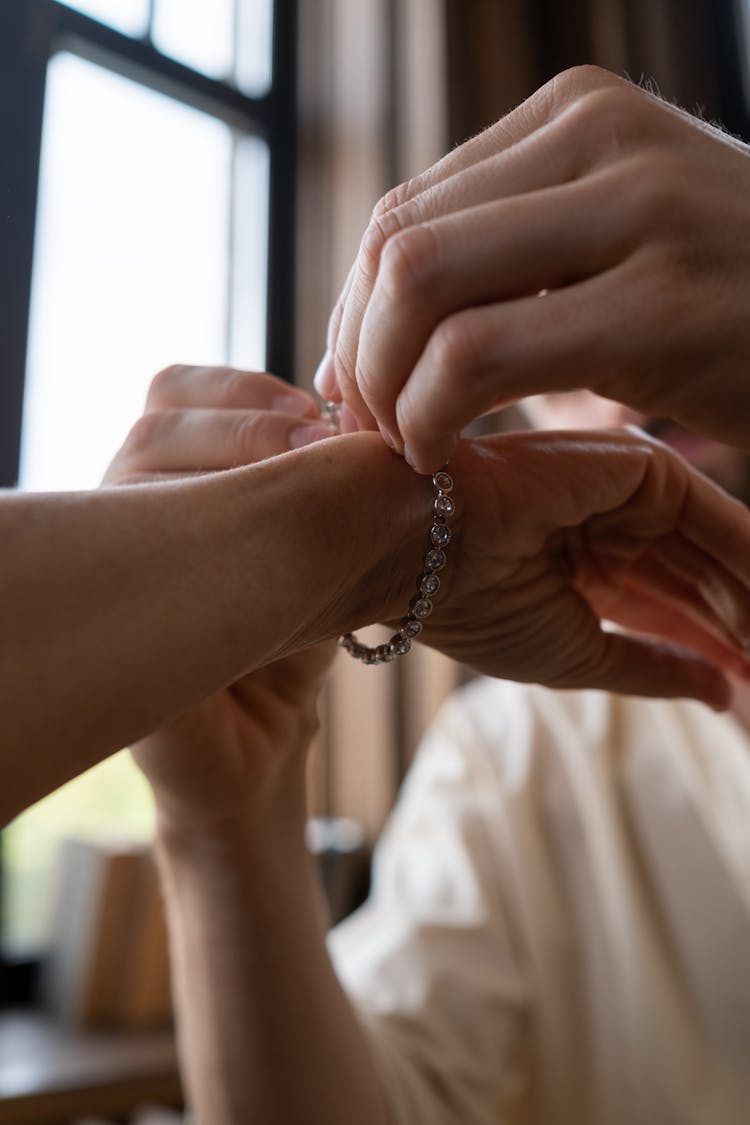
[0, 1009, 180, 1124]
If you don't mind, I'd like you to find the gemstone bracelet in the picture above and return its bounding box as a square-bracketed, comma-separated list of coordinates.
[339, 468, 455, 664]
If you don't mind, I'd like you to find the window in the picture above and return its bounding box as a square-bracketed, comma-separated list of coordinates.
[0, 0, 296, 969]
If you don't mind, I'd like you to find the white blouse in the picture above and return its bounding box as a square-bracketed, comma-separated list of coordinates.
[328, 679, 750, 1125]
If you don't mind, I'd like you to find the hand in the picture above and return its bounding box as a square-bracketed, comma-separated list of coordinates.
[316, 65, 750, 471]
[420, 426, 750, 709]
[104, 365, 338, 831]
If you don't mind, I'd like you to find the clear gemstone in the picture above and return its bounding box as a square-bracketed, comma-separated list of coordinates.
[376, 644, 394, 663]
[412, 597, 433, 619]
[433, 471, 453, 492]
[402, 618, 423, 637]
[431, 524, 451, 546]
[391, 633, 412, 656]
[420, 574, 440, 596]
[425, 548, 447, 571]
[435, 494, 455, 516]
[363, 649, 379, 665]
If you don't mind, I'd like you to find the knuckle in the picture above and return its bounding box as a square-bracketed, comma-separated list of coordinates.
[147, 364, 189, 405]
[371, 179, 415, 221]
[620, 154, 692, 244]
[561, 84, 648, 161]
[428, 311, 486, 385]
[378, 223, 440, 303]
[229, 412, 265, 465]
[360, 208, 406, 283]
[545, 64, 619, 113]
[215, 366, 257, 407]
[562, 63, 618, 93]
[122, 409, 172, 461]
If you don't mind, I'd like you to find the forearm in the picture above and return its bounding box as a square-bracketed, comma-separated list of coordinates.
[155, 784, 392, 1125]
[0, 434, 427, 821]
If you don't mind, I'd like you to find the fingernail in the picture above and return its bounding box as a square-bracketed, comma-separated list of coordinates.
[403, 444, 419, 471]
[313, 352, 336, 399]
[289, 422, 337, 449]
[272, 392, 315, 418]
[404, 437, 456, 475]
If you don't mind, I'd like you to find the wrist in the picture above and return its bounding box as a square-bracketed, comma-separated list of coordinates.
[301, 432, 438, 637]
[226, 432, 433, 653]
[153, 776, 309, 872]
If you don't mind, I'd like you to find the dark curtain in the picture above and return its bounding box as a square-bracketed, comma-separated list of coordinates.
[445, 0, 750, 146]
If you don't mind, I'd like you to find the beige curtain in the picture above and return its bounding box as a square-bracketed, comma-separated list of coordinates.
[443, 0, 740, 147]
[295, 0, 746, 841]
[297, 0, 457, 840]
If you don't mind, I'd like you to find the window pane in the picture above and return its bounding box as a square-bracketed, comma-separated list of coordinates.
[6, 51, 270, 953]
[20, 51, 233, 492]
[60, 0, 149, 36]
[236, 0, 274, 95]
[229, 135, 270, 367]
[3, 754, 155, 954]
[153, 0, 235, 81]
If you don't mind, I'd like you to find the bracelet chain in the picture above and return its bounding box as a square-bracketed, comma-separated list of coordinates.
[339, 469, 455, 664]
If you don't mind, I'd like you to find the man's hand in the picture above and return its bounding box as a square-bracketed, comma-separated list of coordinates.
[104, 365, 337, 832]
[316, 66, 750, 471]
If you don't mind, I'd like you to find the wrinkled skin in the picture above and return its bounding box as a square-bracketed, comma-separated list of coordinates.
[104, 366, 750, 832]
[316, 65, 750, 471]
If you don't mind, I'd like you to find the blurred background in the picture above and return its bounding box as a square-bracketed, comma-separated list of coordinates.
[1, 1, 749, 1121]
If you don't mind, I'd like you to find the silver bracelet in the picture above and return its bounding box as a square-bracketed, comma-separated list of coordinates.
[339, 468, 455, 664]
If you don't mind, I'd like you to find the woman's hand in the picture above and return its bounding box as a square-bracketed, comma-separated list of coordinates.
[104, 365, 338, 832]
[421, 426, 750, 708]
[317, 65, 750, 471]
[101, 365, 750, 831]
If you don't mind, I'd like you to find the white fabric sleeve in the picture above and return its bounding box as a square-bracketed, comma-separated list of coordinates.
[327, 687, 531, 1125]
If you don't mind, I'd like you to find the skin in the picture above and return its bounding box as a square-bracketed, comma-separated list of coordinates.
[524, 388, 750, 722]
[314, 65, 750, 471]
[6, 361, 750, 828]
[0, 421, 417, 822]
[111, 364, 750, 1124]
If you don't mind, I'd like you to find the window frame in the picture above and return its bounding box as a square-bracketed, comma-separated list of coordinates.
[0, 0, 297, 490]
[0, 0, 297, 1003]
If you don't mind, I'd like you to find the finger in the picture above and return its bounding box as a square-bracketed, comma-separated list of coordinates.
[583, 540, 750, 668]
[587, 435, 750, 590]
[640, 535, 750, 650]
[355, 172, 630, 450]
[393, 264, 669, 473]
[314, 265, 356, 407]
[583, 521, 750, 653]
[675, 462, 750, 588]
[313, 351, 338, 402]
[583, 629, 731, 711]
[333, 117, 588, 436]
[325, 262, 356, 358]
[379, 65, 628, 208]
[591, 583, 750, 680]
[541, 584, 731, 707]
[108, 408, 337, 480]
[145, 365, 319, 418]
[334, 70, 667, 435]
